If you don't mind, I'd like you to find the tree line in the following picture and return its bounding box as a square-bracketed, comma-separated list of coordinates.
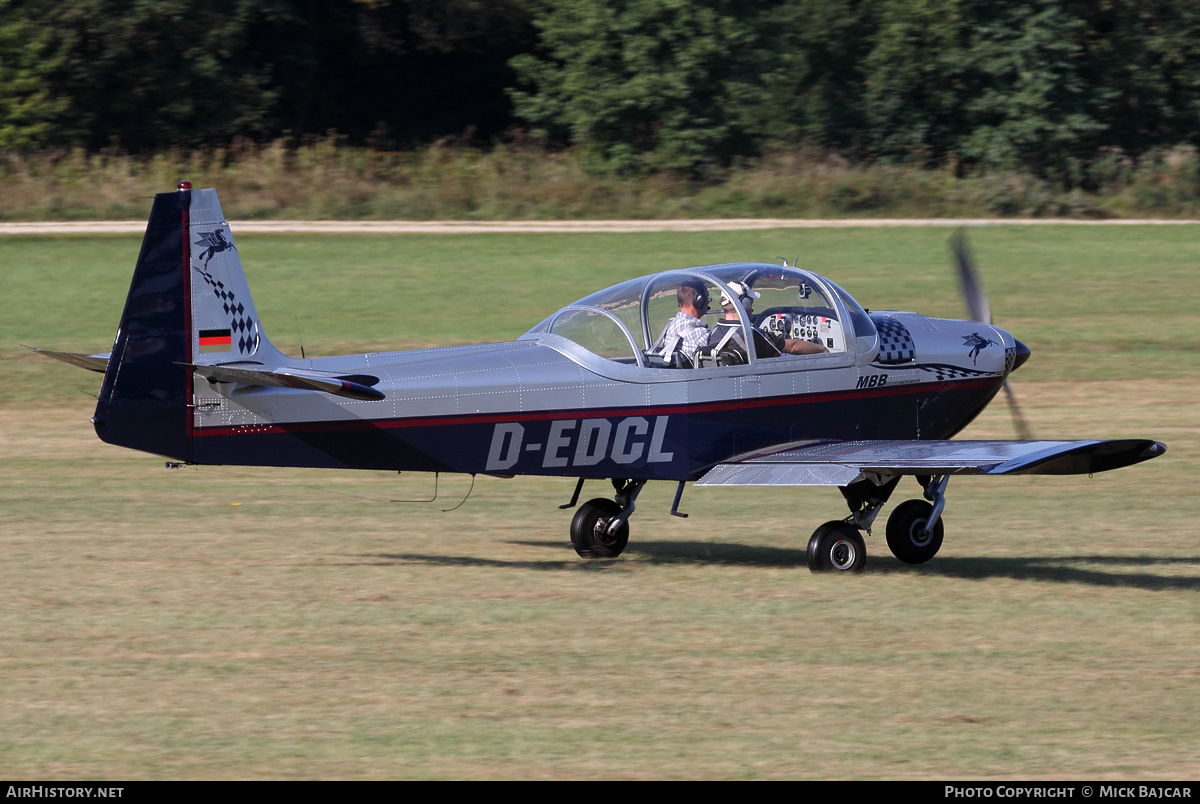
[2, 0, 1199, 181]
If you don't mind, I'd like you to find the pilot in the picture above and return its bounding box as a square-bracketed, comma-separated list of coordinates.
[652, 278, 712, 367]
[707, 281, 828, 361]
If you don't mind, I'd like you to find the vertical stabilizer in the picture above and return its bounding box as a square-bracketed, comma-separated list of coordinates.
[93, 186, 284, 461]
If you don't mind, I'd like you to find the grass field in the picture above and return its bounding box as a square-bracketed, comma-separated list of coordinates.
[1, 227, 1197, 779]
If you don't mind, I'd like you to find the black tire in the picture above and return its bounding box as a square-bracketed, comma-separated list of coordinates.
[807, 521, 866, 573]
[806, 520, 841, 570]
[885, 499, 945, 565]
[570, 498, 629, 559]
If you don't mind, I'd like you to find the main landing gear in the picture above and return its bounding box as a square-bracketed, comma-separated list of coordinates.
[806, 474, 950, 573]
[568, 479, 645, 559]
[807, 521, 867, 572]
[559, 474, 952, 568]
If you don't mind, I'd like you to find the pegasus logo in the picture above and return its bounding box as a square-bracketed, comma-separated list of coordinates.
[962, 332, 999, 365]
[194, 229, 237, 268]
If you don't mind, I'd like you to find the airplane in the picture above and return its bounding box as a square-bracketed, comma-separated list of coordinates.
[36, 183, 1167, 573]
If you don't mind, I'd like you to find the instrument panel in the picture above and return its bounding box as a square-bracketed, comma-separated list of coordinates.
[758, 309, 846, 353]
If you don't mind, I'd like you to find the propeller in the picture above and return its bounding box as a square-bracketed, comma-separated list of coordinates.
[950, 228, 1034, 440]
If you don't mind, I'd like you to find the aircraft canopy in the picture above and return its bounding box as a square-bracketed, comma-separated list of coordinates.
[524, 263, 878, 367]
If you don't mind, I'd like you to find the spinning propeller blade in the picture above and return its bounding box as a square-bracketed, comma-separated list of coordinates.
[1002, 381, 1033, 440]
[951, 227, 990, 324]
[950, 228, 1034, 439]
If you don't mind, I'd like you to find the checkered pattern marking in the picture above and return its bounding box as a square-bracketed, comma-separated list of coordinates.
[916, 364, 998, 381]
[1004, 345, 1016, 375]
[870, 314, 916, 365]
[193, 230, 257, 355]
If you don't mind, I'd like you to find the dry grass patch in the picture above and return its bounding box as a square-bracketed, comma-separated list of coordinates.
[1, 379, 1197, 779]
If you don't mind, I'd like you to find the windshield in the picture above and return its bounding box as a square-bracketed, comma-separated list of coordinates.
[824, 279, 877, 339]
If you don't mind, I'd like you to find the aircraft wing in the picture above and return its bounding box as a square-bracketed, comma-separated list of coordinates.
[29, 348, 111, 373]
[186, 363, 385, 401]
[694, 439, 1167, 487]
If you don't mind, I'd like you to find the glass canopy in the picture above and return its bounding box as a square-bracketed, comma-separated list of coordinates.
[524, 263, 877, 367]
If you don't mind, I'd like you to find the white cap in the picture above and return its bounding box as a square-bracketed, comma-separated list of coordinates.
[720, 281, 760, 307]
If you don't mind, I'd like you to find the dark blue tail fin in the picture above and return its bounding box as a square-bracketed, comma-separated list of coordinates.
[93, 188, 193, 461]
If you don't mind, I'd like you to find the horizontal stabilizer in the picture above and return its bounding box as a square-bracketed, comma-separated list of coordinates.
[29, 348, 111, 373]
[188, 362, 384, 401]
[695, 439, 1167, 487]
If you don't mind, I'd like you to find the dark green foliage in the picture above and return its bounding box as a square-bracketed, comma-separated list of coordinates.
[251, 0, 537, 146]
[748, 0, 875, 153]
[858, 0, 1200, 178]
[0, 0, 537, 150]
[510, 0, 765, 174]
[1069, 0, 1200, 160]
[509, 0, 878, 172]
[863, 0, 1106, 176]
[3, 0, 1200, 179]
[1, 0, 280, 150]
[0, 1, 69, 149]
[512, 0, 1200, 176]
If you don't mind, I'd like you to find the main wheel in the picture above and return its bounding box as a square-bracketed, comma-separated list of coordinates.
[570, 498, 629, 559]
[885, 499, 945, 564]
[807, 521, 866, 573]
[806, 521, 840, 570]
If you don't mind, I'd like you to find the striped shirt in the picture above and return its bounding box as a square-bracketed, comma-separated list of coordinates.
[655, 312, 710, 364]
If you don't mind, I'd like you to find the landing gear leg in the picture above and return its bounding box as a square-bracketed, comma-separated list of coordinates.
[885, 475, 949, 565]
[569, 479, 645, 559]
[840, 473, 901, 536]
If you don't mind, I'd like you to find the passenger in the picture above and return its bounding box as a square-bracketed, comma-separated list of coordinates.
[651, 278, 712, 367]
[708, 281, 828, 360]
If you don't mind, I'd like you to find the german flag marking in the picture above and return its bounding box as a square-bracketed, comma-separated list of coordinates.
[198, 328, 233, 353]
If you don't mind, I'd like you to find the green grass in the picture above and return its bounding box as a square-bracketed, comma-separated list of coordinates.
[3, 225, 1199, 404]
[0, 227, 1197, 778]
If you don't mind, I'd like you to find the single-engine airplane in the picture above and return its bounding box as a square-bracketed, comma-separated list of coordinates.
[37, 185, 1167, 573]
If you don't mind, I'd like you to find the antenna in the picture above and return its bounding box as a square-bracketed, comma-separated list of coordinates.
[295, 316, 306, 360]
